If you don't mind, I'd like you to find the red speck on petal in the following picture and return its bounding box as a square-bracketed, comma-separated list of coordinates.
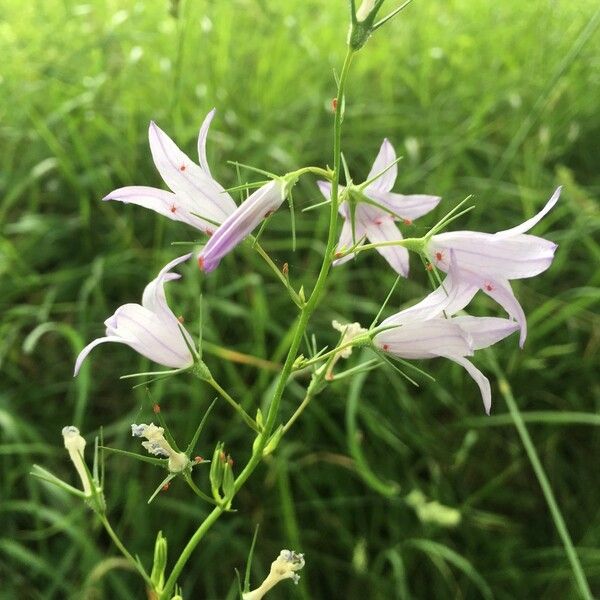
[374, 218, 383, 225]
[153, 403, 161, 414]
[198, 256, 205, 270]
[403, 218, 413, 226]
[382, 344, 390, 351]
[162, 482, 170, 491]
[435, 251, 444, 262]
[332, 98, 338, 111]
[484, 281, 495, 292]
[205, 229, 213, 236]
[170, 204, 177, 213]
[179, 164, 186, 171]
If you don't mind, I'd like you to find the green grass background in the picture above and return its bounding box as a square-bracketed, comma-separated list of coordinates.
[1, 0, 599, 598]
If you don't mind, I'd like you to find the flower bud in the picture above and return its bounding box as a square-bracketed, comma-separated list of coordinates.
[151, 531, 168, 591]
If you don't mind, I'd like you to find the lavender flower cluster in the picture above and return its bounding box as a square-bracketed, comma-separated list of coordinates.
[74, 109, 559, 413]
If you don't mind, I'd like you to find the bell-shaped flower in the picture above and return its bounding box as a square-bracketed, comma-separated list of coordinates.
[427, 187, 560, 347]
[317, 139, 441, 276]
[74, 254, 196, 376]
[198, 179, 287, 273]
[373, 269, 519, 413]
[103, 110, 237, 235]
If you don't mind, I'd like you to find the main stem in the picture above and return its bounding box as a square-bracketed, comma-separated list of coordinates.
[159, 47, 356, 599]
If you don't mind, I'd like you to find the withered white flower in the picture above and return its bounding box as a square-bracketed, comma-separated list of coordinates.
[243, 549, 305, 600]
[131, 423, 189, 473]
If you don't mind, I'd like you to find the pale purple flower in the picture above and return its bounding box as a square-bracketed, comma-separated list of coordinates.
[374, 268, 519, 413]
[103, 110, 237, 235]
[198, 179, 286, 273]
[317, 139, 441, 276]
[427, 187, 560, 347]
[74, 254, 196, 375]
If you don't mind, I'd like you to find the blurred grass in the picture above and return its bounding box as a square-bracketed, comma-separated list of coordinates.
[1, 0, 599, 598]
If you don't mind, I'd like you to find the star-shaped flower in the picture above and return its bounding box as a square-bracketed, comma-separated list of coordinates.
[103, 109, 237, 235]
[317, 139, 441, 276]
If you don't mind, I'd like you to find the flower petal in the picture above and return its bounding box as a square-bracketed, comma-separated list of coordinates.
[381, 264, 477, 328]
[366, 138, 397, 193]
[496, 187, 561, 238]
[316, 180, 332, 200]
[333, 215, 366, 266]
[141, 253, 192, 316]
[317, 180, 348, 217]
[452, 316, 520, 350]
[105, 303, 194, 368]
[364, 215, 410, 276]
[375, 319, 472, 359]
[73, 336, 123, 376]
[197, 108, 216, 177]
[431, 232, 557, 279]
[148, 120, 236, 223]
[442, 355, 492, 414]
[103, 186, 217, 233]
[481, 278, 528, 348]
[198, 180, 285, 273]
[366, 189, 441, 221]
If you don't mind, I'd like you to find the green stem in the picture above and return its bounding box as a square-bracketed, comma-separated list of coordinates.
[159, 47, 356, 599]
[99, 515, 152, 587]
[206, 377, 260, 433]
[491, 357, 593, 600]
[251, 237, 304, 308]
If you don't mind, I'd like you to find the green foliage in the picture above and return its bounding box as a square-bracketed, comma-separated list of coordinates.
[1, 0, 599, 598]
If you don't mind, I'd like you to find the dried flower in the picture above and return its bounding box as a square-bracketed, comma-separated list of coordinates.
[62, 426, 92, 496]
[243, 550, 305, 600]
[131, 423, 189, 472]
